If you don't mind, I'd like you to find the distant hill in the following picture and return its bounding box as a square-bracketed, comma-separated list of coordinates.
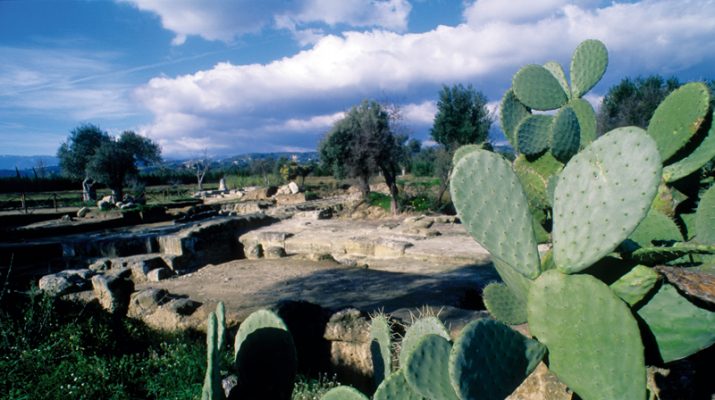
[0, 155, 58, 170]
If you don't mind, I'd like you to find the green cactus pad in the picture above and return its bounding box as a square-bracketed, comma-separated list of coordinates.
[695, 185, 715, 244]
[451, 150, 540, 279]
[550, 106, 581, 163]
[627, 209, 682, 249]
[647, 82, 711, 162]
[528, 270, 646, 400]
[610, 264, 660, 306]
[627, 244, 715, 264]
[370, 314, 393, 386]
[512, 64, 569, 111]
[373, 370, 423, 400]
[663, 111, 715, 182]
[321, 386, 370, 400]
[544, 61, 571, 99]
[482, 282, 527, 325]
[650, 182, 677, 217]
[513, 153, 562, 210]
[570, 39, 608, 99]
[216, 302, 226, 351]
[202, 312, 224, 400]
[681, 213, 697, 241]
[516, 114, 553, 157]
[540, 249, 556, 272]
[234, 309, 289, 360]
[492, 259, 533, 304]
[569, 98, 597, 147]
[453, 144, 482, 166]
[499, 89, 531, 148]
[637, 283, 715, 362]
[399, 316, 450, 368]
[449, 319, 546, 400]
[552, 127, 662, 273]
[404, 334, 458, 400]
[234, 326, 297, 400]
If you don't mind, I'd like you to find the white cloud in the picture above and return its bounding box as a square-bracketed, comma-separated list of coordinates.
[134, 0, 715, 156]
[265, 112, 346, 133]
[463, 0, 607, 25]
[402, 101, 437, 125]
[121, 0, 411, 46]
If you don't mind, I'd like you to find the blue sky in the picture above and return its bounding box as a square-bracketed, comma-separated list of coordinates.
[1, 0, 714, 159]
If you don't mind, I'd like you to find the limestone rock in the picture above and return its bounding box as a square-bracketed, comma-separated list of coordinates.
[128, 288, 170, 318]
[89, 258, 112, 272]
[288, 181, 300, 194]
[147, 267, 173, 282]
[244, 243, 263, 259]
[91, 274, 134, 315]
[294, 209, 332, 220]
[219, 177, 227, 191]
[274, 193, 306, 205]
[324, 308, 371, 343]
[324, 308, 373, 391]
[507, 363, 572, 400]
[77, 207, 90, 218]
[166, 297, 201, 316]
[39, 269, 95, 296]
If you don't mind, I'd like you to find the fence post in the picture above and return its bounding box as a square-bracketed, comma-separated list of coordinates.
[53, 193, 58, 211]
[21, 193, 27, 214]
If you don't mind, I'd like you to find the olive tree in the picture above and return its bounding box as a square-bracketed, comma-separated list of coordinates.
[319, 100, 406, 214]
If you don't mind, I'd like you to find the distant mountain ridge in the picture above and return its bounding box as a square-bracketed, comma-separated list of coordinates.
[0, 155, 59, 170]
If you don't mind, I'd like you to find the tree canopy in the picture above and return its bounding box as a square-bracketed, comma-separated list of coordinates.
[596, 75, 681, 135]
[319, 100, 406, 213]
[58, 125, 161, 201]
[430, 84, 493, 150]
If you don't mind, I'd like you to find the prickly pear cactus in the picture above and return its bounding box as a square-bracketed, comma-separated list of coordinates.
[321, 386, 370, 400]
[216, 301, 226, 351]
[662, 109, 715, 182]
[398, 316, 450, 368]
[450, 150, 540, 279]
[370, 314, 393, 387]
[373, 370, 423, 400]
[453, 144, 482, 166]
[404, 334, 458, 400]
[550, 106, 580, 163]
[449, 319, 545, 400]
[647, 82, 711, 162]
[695, 185, 715, 244]
[637, 283, 715, 362]
[512, 64, 569, 110]
[202, 312, 225, 400]
[528, 271, 646, 400]
[482, 282, 527, 325]
[626, 209, 682, 250]
[516, 114, 553, 157]
[500, 89, 532, 148]
[569, 98, 597, 147]
[552, 127, 662, 273]
[233, 309, 289, 359]
[569, 39, 608, 98]
[609, 264, 660, 306]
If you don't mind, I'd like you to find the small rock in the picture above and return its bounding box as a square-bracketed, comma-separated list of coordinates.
[128, 288, 170, 318]
[61, 214, 72, 222]
[244, 243, 263, 259]
[77, 207, 90, 218]
[39, 269, 94, 296]
[97, 200, 112, 210]
[222, 375, 238, 398]
[288, 181, 300, 194]
[91, 274, 134, 315]
[147, 267, 173, 282]
[89, 258, 112, 272]
[324, 308, 370, 343]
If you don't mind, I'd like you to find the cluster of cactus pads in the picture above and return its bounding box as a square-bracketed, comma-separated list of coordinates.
[201, 305, 297, 400]
[449, 39, 715, 399]
[322, 315, 544, 400]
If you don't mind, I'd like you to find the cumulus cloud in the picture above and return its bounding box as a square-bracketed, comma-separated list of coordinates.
[121, 0, 411, 45]
[134, 0, 715, 156]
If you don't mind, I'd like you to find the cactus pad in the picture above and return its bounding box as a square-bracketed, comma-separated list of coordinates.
[404, 334, 458, 400]
[552, 127, 662, 273]
[695, 185, 715, 244]
[647, 82, 711, 162]
[516, 114, 553, 157]
[550, 106, 581, 163]
[512, 64, 569, 110]
[637, 283, 715, 362]
[373, 370, 423, 400]
[663, 111, 715, 182]
[216, 302, 226, 351]
[528, 270, 646, 400]
[234, 327, 297, 400]
[370, 314, 393, 386]
[453, 144, 482, 166]
[499, 89, 531, 147]
[202, 312, 224, 400]
[449, 319, 545, 400]
[569, 98, 597, 147]
[482, 282, 527, 325]
[451, 150, 540, 279]
[570, 39, 608, 99]
[234, 309, 289, 359]
[544, 61, 571, 98]
[609, 264, 660, 306]
[399, 316, 449, 367]
[321, 386, 370, 400]
[627, 209, 682, 249]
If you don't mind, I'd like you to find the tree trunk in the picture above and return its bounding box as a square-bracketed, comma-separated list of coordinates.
[358, 174, 371, 199]
[433, 167, 452, 210]
[82, 177, 97, 202]
[381, 167, 400, 216]
[111, 187, 123, 204]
